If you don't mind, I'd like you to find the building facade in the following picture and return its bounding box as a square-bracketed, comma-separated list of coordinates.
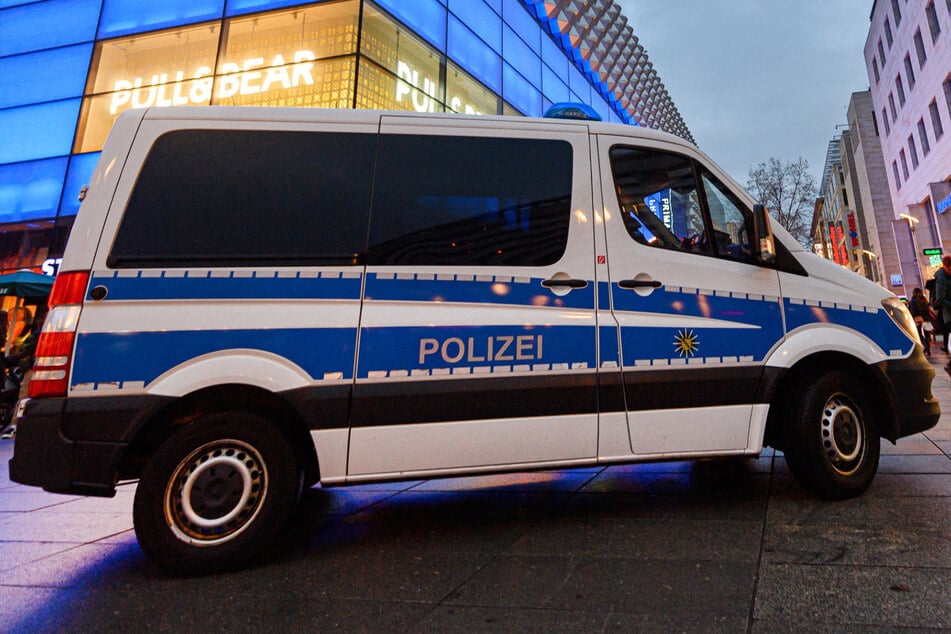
[865, 0, 951, 291]
[0, 0, 691, 280]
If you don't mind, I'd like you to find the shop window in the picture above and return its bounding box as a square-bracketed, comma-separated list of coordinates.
[220, 2, 359, 73]
[75, 23, 220, 153]
[447, 61, 499, 115]
[361, 4, 443, 110]
[367, 134, 573, 266]
[371, 0, 447, 52]
[0, 44, 93, 110]
[109, 130, 377, 268]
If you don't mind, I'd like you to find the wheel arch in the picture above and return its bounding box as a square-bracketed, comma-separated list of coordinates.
[118, 383, 320, 486]
[762, 351, 897, 450]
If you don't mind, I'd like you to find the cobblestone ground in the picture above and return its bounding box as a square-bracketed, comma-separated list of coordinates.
[0, 356, 948, 633]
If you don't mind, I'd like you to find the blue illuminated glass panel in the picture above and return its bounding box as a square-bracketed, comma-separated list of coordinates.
[540, 32, 568, 79]
[502, 0, 539, 53]
[567, 62, 590, 99]
[502, 63, 541, 116]
[0, 158, 68, 223]
[0, 0, 100, 58]
[373, 0, 447, 51]
[503, 25, 539, 88]
[59, 153, 101, 217]
[98, 0, 225, 39]
[0, 100, 81, 165]
[448, 0, 501, 53]
[448, 16, 501, 93]
[0, 45, 93, 110]
[542, 65, 569, 103]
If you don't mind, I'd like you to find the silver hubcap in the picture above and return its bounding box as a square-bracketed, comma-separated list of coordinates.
[820, 394, 865, 475]
[164, 439, 267, 545]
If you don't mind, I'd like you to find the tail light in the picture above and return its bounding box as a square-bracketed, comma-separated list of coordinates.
[28, 271, 89, 398]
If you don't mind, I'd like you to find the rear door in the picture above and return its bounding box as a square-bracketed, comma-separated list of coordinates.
[347, 117, 599, 477]
[596, 135, 785, 456]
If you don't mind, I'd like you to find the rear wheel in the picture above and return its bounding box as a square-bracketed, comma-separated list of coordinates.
[782, 370, 880, 499]
[133, 412, 301, 575]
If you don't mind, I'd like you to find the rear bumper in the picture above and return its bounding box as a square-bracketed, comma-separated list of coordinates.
[880, 349, 940, 441]
[9, 394, 170, 497]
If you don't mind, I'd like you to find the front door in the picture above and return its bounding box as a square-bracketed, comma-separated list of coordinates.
[597, 136, 785, 456]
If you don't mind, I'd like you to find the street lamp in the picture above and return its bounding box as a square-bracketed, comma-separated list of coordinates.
[900, 214, 923, 290]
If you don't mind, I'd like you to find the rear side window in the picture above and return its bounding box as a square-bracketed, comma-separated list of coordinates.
[109, 130, 377, 267]
[367, 134, 573, 266]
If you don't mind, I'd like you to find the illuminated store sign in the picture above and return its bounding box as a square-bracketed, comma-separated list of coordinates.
[108, 50, 318, 114]
[396, 60, 481, 115]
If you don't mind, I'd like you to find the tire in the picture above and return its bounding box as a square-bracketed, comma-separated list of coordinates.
[782, 370, 880, 499]
[133, 412, 301, 575]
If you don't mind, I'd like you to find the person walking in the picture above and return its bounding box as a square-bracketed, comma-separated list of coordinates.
[933, 255, 951, 375]
[909, 287, 934, 355]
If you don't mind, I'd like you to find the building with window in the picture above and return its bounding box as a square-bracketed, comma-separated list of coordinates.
[0, 0, 691, 278]
[865, 0, 951, 291]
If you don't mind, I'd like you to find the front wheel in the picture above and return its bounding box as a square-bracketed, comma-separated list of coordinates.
[782, 370, 880, 499]
[133, 412, 301, 575]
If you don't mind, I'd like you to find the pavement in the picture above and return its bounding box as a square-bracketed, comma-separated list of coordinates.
[0, 358, 949, 633]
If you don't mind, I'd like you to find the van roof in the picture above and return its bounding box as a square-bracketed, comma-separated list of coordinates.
[134, 105, 696, 152]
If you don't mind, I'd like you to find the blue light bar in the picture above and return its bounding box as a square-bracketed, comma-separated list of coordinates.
[543, 102, 602, 121]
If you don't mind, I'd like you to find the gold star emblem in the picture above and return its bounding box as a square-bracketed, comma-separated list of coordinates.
[674, 329, 699, 357]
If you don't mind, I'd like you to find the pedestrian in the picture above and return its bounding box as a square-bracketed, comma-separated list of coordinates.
[909, 287, 933, 355]
[932, 255, 951, 375]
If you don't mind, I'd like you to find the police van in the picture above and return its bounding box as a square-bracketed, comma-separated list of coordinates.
[10, 105, 939, 574]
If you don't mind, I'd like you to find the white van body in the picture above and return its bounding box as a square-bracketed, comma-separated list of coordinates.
[11, 107, 938, 574]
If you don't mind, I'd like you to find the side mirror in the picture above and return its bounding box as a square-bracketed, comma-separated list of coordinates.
[750, 204, 776, 264]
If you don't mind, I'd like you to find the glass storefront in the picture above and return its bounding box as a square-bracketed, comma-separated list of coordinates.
[0, 0, 663, 275]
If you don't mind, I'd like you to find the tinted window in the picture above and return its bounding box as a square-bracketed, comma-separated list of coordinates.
[110, 130, 376, 267]
[609, 146, 711, 256]
[367, 134, 573, 266]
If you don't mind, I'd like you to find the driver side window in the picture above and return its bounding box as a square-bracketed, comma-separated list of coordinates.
[700, 168, 753, 261]
[609, 146, 711, 255]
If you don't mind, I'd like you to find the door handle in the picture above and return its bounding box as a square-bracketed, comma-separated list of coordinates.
[542, 278, 588, 289]
[618, 279, 662, 290]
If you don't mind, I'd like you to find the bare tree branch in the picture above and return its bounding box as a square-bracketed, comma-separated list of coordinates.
[745, 156, 817, 248]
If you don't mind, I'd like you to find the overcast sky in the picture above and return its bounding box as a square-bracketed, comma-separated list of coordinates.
[615, 1, 873, 186]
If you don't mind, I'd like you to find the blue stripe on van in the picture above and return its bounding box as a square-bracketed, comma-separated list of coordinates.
[71, 328, 358, 387]
[356, 324, 596, 378]
[88, 271, 363, 301]
[784, 299, 914, 355]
